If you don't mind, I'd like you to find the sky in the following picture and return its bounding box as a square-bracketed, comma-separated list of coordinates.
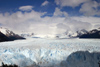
[0, 0, 100, 37]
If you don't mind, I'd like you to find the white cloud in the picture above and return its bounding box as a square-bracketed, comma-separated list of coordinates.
[55, 0, 90, 7]
[64, 17, 92, 31]
[72, 16, 100, 29]
[0, 10, 45, 33]
[0, 7, 100, 38]
[55, 0, 100, 16]
[94, 24, 100, 29]
[19, 5, 34, 11]
[53, 7, 68, 17]
[41, 1, 49, 6]
[80, 1, 100, 16]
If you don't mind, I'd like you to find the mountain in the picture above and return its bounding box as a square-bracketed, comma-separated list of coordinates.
[77, 29, 88, 37]
[20, 28, 100, 39]
[0, 27, 25, 42]
[0, 32, 9, 42]
[20, 33, 34, 37]
[79, 28, 100, 38]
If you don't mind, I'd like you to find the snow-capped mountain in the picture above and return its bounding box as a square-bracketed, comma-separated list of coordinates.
[20, 31, 79, 39]
[79, 28, 100, 38]
[0, 32, 9, 42]
[77, 29, 88, 37]
[20, 27, 100, 39]
[0, 27, 25, 42]
[55, 29, 88, 39]
[55, 31, 78, 39]
[59, 27, 100, 39]
[0, 27, 17, 36]
[20, 33, 34, 38]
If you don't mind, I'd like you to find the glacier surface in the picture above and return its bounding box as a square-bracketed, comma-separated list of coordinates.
[0, 38, 100, 67]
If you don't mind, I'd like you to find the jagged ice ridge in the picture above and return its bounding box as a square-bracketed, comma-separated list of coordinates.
[0, 38, 100, 67]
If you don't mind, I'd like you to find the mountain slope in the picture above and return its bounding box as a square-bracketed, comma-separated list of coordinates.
[79, 28, 100, 38]
[0, 32, 9, 42]
[0, 27, 25, 42]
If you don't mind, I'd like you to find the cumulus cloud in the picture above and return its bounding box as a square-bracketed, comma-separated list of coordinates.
[55, 0, 90, 7]
[0, 6, 99, 38]
[64, 17, 92, 31]
[19, 5, 34, 11]
[80, 1, 100, 16]
[41, 1, 49, 6]
[0, 10, 45, 33]
[94, 24, 100, 29]
[72, 16, 100, 29]
[55, 0, 100, 16]
[53, 7, 68, 17]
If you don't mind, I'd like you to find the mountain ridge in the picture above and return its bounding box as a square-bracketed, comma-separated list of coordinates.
[79, 28, 100, 38]
[0, 27, 25, 42]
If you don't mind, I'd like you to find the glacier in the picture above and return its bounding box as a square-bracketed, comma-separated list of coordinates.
[0, 38, 100, 67]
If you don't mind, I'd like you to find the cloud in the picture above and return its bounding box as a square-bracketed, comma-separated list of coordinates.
[64, 17, 92, 31]
[0, 10, 45, 33]
[55, 0, 100, 16]
[53, 7, 68, 17]
[80, 1, 100, 16]
[41, 1, 49, 6]
[94, 24, 100, 29]
[72, 16, 100, 29]
[0, 7, 100, 38]
[55, 0, 90, 7]
[19, 5, 34, 11]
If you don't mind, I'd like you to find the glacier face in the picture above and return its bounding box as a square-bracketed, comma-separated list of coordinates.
[0, 38, 100, 67]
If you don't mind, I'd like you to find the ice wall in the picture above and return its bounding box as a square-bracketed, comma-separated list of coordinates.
[0, 38, 100, 67]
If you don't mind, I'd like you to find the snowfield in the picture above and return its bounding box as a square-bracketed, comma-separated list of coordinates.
[0, 38, 100, 67]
